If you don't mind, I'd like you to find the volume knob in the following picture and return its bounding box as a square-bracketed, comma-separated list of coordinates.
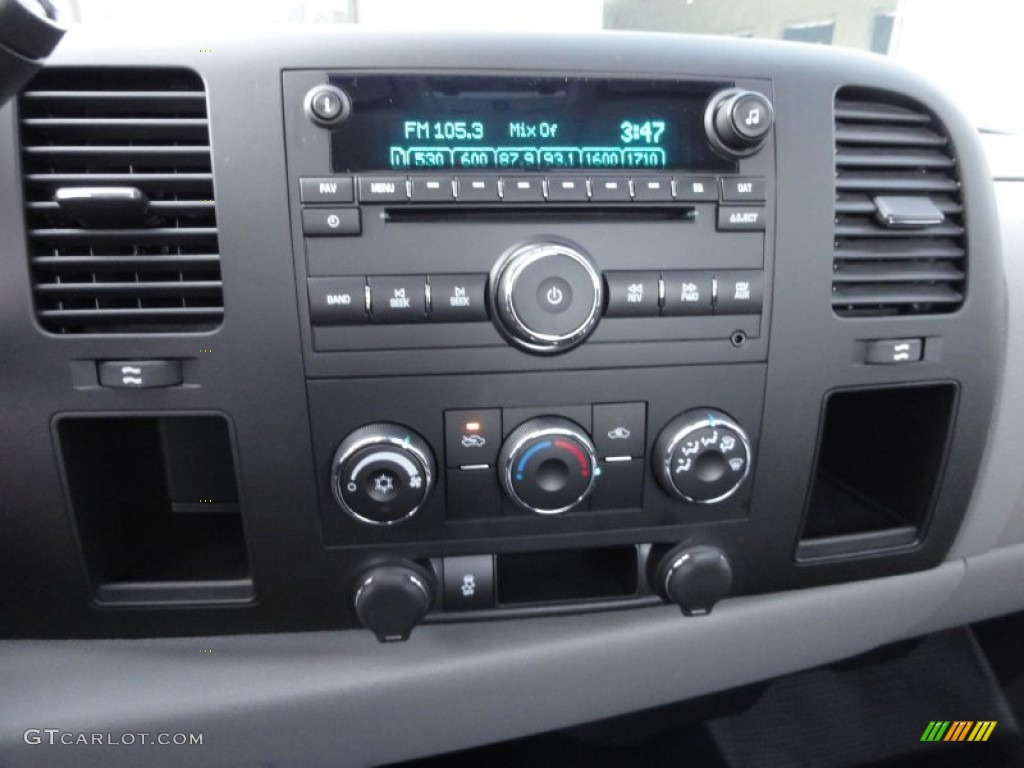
[491, 240, 603, 354]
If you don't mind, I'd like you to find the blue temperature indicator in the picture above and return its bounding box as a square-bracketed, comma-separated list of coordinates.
[515, 440, 552, 481]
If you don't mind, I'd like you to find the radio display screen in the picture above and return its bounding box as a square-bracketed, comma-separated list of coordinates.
[328, 75, 736, 173]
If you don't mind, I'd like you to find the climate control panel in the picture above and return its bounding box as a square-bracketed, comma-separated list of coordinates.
[323, 398, 756, 530]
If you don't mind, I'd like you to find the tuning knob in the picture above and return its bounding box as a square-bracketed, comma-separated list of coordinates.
[331, 423, 435, 525]
[704, 88, 774, 157]
[653, 409, 752, 503]
[652, 544, 733, 616]
[491, 240, 603, 354]
[499, 416, 598, 514]
[353, 561, 436, 642]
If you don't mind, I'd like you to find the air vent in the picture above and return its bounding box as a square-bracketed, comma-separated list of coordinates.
[19, 68, 223, 333]
[832, 87, 965, 316]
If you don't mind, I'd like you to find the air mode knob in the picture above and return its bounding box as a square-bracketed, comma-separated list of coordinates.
[499, 416, 598, 514]
[704, 88, 774, 157]
[653, 409, 752, 503]
[331, 423, 435, 525]
[491, 240, 603, 354]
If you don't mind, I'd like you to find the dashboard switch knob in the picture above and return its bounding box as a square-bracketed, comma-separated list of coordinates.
[491, 240, 603, 354]
[331, 423, 435, 525]
[499, 416, 598, 514]
[704, 88, 774, 157]
[653, 544, 733, 616]
[653, 409, 752, 503]
[305, 84, 352, 127]
[353, 562, 436, 642]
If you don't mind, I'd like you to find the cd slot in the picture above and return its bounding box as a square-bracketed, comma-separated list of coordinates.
[383, 204, 696, 223]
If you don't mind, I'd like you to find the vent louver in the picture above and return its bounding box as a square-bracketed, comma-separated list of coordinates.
[19, 68, 223, 333]
[832, 87, 965, 316]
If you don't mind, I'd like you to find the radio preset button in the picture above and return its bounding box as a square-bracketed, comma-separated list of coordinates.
[633, 177, 673, 202]
[300, 177, 354, 204]
[590, 176, 632, 202]
[456, 177, 500, 202]
[501, 176, 545, 202]
[674, 177, 719, 201]
[662, 271, 715, 316]
[308, 277, 367, 325]
[715, 271, 765, 314]
[369, 275, 427, 323]
[410, 178, 455, 202]
[358, 176, 409, 203]
[717, 205, 766, 231]
[721, 178, 766, 202]
[429, 274, 488, 322]
[301, 208, 361, 236]
[546, 176, 589, 202]
[604, 271, 661, 317]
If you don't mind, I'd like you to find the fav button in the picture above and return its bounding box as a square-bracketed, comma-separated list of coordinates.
[300, 177, 354, 203]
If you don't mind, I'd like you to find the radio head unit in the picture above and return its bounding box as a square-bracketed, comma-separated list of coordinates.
[325, 75, 739, 173]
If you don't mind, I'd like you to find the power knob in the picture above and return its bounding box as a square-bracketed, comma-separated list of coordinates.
[704, 88, 774, 157]
[331, 423, 435, 525]
[653, 409, 752, 504]
[491, 240, 603, 354]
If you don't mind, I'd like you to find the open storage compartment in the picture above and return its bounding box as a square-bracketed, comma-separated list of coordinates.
[496, 546, 640, 605]
[56, 414, 253, 604]
[797, 383, 957, 561]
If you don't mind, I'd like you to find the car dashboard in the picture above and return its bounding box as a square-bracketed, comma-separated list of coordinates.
[1, 26, 1024, 768]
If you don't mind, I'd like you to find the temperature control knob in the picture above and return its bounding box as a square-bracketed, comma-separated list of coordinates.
[499, 416, 598, 515]
[331, 423, 435, 525]
[704, 88, 774, 157]
[653, 409, 752, 503]
[491, 241, 603, 354]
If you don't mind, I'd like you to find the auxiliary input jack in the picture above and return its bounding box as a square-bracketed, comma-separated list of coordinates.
[730, 331, 747, 348]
